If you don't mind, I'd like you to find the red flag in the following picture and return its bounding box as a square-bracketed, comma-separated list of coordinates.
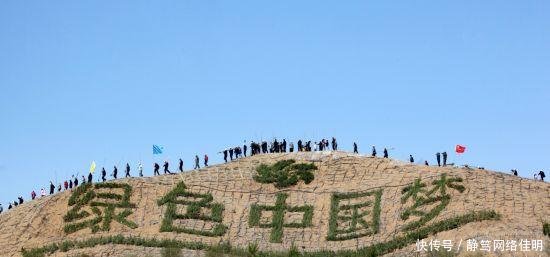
[455, 145, 466, 154]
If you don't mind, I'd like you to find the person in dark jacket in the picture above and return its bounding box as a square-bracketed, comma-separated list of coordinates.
[154, 163, 160, 176]
[179, 159, 184, 172]
[163, 161, 171, 174]
[125, 163, 131, 178]
[49, 181, 55, 195]
[112, 166, 118, 179]
[409, 155, 415, 163]
[353, 142, 358, 154]
[383, 148, 388, 158]
[436, 152, 441, 167]
[424, 160, 429, 166]
[204, 154, 209, 167]
[442, 152, 448, 166]
[223, 149, 228, 162]
[101, 168, 107, 182]
[371, 146, 377, 157]
[69, 179, 73, 189]
[74, 176, 79, 187]
[243, 143, 248, 157]
[539, 170, 546, 181]
[88, 172, 93, 183]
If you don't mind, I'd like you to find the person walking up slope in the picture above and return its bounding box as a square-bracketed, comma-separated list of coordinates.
[125, 163, 131, 177]
[194, 155, 200, 169]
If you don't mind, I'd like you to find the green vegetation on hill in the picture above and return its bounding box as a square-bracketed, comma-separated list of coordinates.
[253, 160, 317, 188]
[21, 210, 499, 257]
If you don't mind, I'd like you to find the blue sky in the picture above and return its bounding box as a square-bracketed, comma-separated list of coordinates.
[1, 1, 549, 205]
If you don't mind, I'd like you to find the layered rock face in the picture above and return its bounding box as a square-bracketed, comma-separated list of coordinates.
[0, 151, 548, 257]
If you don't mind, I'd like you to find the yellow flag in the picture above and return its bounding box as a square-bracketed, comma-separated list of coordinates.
[90, 161, 96, 173]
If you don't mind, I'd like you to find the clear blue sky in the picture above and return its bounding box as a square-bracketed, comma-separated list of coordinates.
[1, 1, 549, 205]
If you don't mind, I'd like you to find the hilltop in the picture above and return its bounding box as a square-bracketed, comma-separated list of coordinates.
[0, 151, 548, 257]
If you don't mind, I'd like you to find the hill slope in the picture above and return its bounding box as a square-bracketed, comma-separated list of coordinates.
[0, 152, 548, 257]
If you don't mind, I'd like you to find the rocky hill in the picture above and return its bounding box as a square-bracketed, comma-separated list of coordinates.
[0, 151, 548, 257]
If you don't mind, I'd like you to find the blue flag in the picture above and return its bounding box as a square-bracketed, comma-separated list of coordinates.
[153, 145, 163, 155]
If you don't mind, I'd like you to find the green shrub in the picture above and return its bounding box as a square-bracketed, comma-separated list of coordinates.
[247, 243, 259, 257]
[544, 222, 550, 237]
[253, 160, 317, 188]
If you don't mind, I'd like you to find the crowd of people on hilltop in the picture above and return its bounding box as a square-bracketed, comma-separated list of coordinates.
[0, 137, 546, 215]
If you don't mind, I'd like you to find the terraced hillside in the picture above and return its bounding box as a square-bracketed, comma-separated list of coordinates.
[0, 151, 548, 257]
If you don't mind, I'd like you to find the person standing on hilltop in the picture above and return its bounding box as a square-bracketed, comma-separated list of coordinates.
[194, 155, 200, 169]
[442, 152, 448, 166]
[101, 167, 107, 182]
[383, 148, 388, 158]
[289, 142, 294, 152]
[372, 146, 377, 157]
[163, 161, 171, 174]
[153, 163, 160, 175]
[88, 172, 93, 183]
[31, 191, 36, 200]
[409, 155, 415, 163]
[511, 169, 518, 176]
[40, 188, 46, 197]
[353, 142, 358, 154]
[57, 183, 62, 192]
[125, 163, 131, 178]
[243, 142, 248, 157]
[436, 152, 441, 167]
[69, 178, 73, 189]
[179, 159, 184, 172]
[229, 148, 234, 160]
[223, 149, 228, 163]
[539, 170, 546, 181]
[74, 176, 79, 187]
[204, 154, 209, 167]
[332, 137, 338, 151]
[49, 181, 55, 195]
[297, 140, 303, 152]
[424, 160, 429, 166]
[112, 166, 118, 179]
[64, 180, 68, 191]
